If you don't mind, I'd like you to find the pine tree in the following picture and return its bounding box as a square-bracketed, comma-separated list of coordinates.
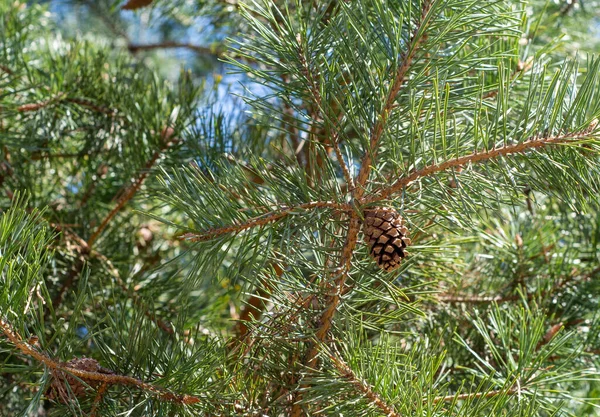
[2, 0, 600, 416]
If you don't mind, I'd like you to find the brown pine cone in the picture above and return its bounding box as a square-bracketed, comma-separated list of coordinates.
[363, 207, 411, 272]
[48, 357, 113, 403]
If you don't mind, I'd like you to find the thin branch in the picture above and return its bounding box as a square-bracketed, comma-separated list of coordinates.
[90, 382, 109, 417]
[438, 263, 600, 306]
[87, 133, 178, 247]
[308, 0, 434, 366]
[0, 318, 199, 405]
[481, 59, 533, 100]
[233, 263, 283, 340]
[437, 294, 518, 304]
[181, 201, 351, 243]
[65, 98, 116, 115]
[367, 130, 598, 204]
[560, 0, 578, 16]
[15, 95, 116, 115]
[48, 255, 86, 319]
[17, 94, 65, 113]
[353, 0, 433, 190]
[327, 350, 401, 417]
[295, 33, 354, 189]
[432, 387, 517, 404]
[0, 64, 13, 75]
[48, 222, 175, 335]
[128, 42, 224, 57]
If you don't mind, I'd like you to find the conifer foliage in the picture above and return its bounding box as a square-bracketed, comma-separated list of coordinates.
[2, 0, 600, 416]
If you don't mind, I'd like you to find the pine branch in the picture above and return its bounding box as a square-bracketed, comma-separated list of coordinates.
[0, 64, 13, 75]
[437, 294, 519, 304]
[0, 318, 200, 405]
[327, 350, 400, 417]
[87, 129, 178, 247]
[431, 387, 518, 404]
[438, 263, 600, 305]
[292, 4, 435, 415]
[181, 201, 351, 243]
[366, 129, 599, 204]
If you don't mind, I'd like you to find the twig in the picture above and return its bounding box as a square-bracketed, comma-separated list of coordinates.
[15, 95, 116, 115]
[295, 33, 354, 189]
[0, 64, 13, 75]
[181, 201, 351, 243]
[65, 98, 116, 116]
[17, 94, 65, 113]
[560, 0, 577, 16]
[87, 133, 178, 247]
[48, 256, 86, 319]
[432, 387, 517, 404]
[128, 42, 223, 57]
[307, 0, 434, 368]
[90, 382, 109, 417]
[50, 222, 174, 335]
[0, 318, 200, 405]
[353, 0, 433, 190]
[437, 294, 519, 304]
[367, 129, 599, 204]
[327, 350, 400, 417]
[482, 59, 533, 100]
[438, 263, 600, 305]
[233, 263, 283, 339]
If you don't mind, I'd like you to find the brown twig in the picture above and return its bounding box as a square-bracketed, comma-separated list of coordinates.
[0, 64, 13, 75]
[295, 32, 354, 189]
[432, 387, 518, 404]
[438, 263, 600, 306]
[327, 350, 400, 417]
[87, 133, 178, 247]
[50, 222, 174, 335]
[49, 255, 86, 318]
[14, 94, 116, 116]
[90, 382, 109, 417]
[17, 94, 65, 113]
[367, 130, 598, 204]
[233, 263, 283, 339]
[0, 318, 200, 405]
[181, 201, 351, 243]
[560, 0, 577, 16]
[65, 98, 116, 116]
[437, 294, 519, 304]
[481, 58, 533, 100]
[128, 42, 223, 57]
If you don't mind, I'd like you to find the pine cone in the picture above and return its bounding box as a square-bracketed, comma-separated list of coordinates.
[49, 357, 113, 403]
[363, 207, 410, 272]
